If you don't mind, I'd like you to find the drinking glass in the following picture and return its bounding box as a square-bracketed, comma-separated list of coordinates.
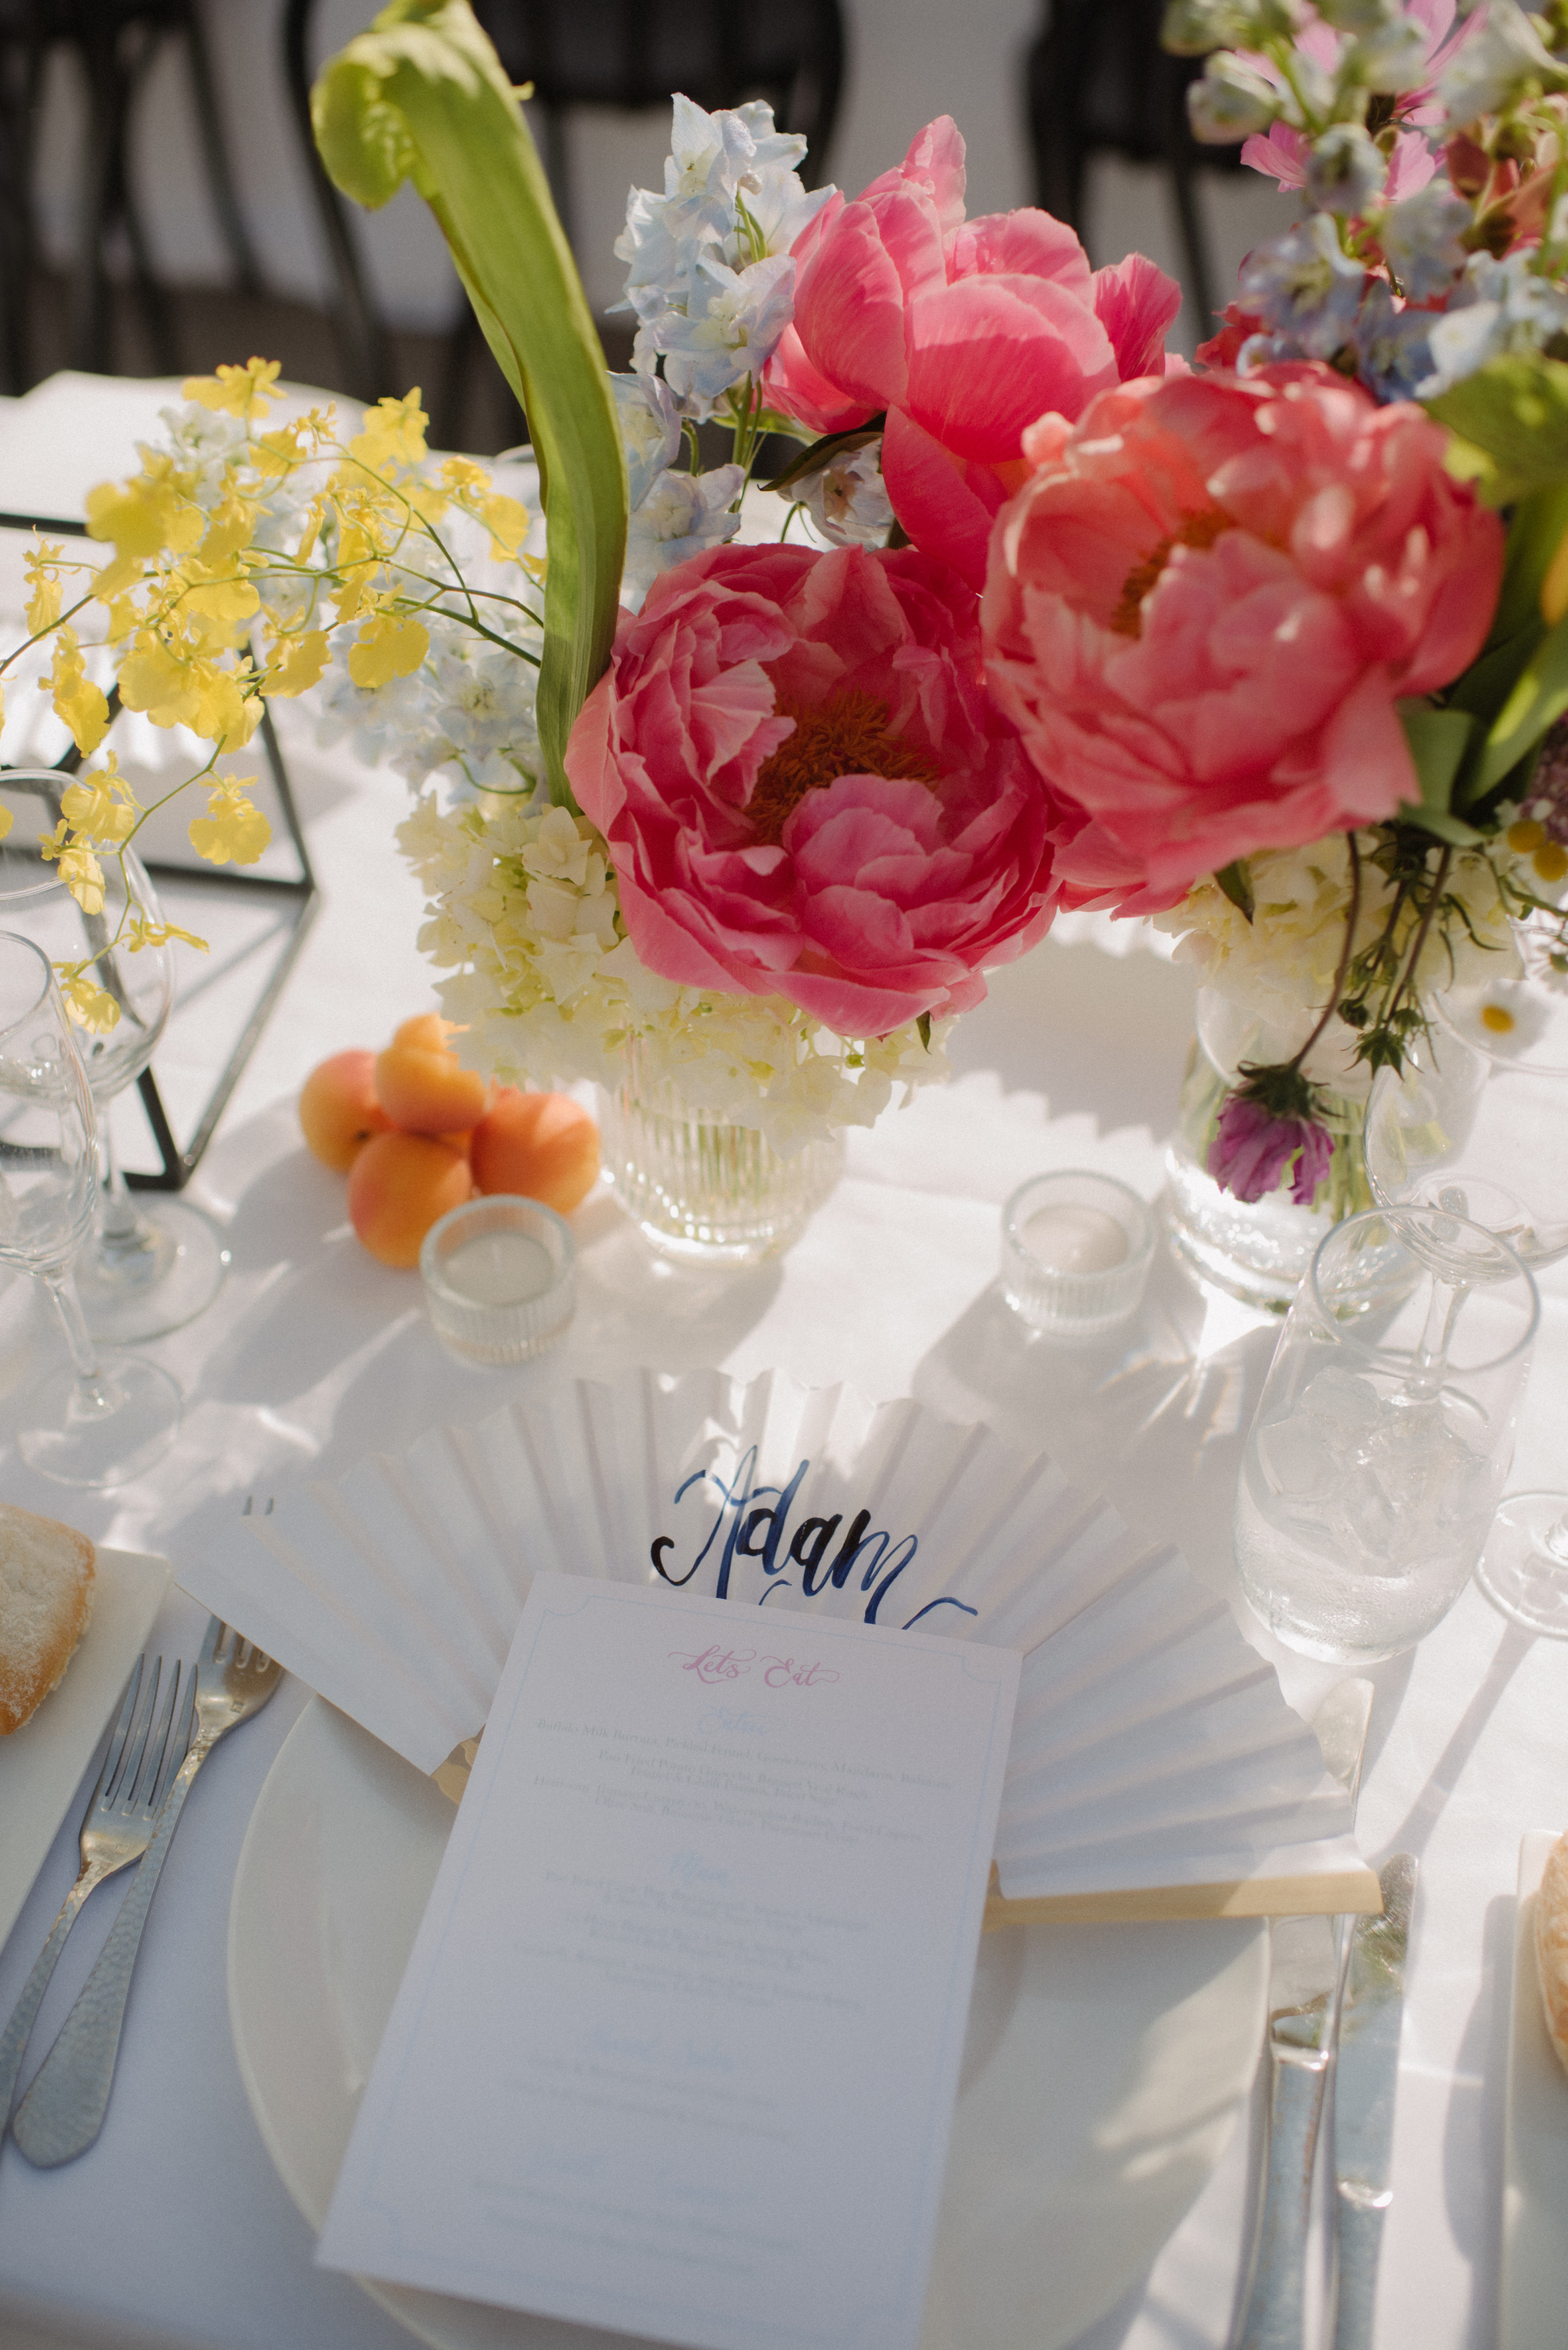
[1233, 1208, 1537, 1663]
[1365, 947, 1568, 1636]
[0, 772, 228, 1340]
[0, 932, 182, 1485]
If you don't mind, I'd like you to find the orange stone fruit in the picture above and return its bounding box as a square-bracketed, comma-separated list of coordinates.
[470, 1089, 599, 1214]
[299, 1049, 393, 1172]
[346, 1131, 472, 1267]
[391, 1013, 453, 1053]
[374, 1036, 489, 1136]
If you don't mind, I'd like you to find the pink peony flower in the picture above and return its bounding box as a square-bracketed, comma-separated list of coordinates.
[981, 363, 1504, 914]
[1209, 1092, 1335, 1205]
[759, 118, 1181, 591]
[564, 542, 1058, 1034]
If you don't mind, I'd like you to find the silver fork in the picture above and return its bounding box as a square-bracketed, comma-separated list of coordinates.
[0, 1655, 190, 2131]
[10, 1617, 281, 2168]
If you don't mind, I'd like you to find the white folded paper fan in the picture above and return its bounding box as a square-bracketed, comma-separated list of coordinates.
[188, 1368, 1362, 1904]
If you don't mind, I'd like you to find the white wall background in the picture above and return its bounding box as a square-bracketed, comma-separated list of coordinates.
[32, 0, 1296, 356]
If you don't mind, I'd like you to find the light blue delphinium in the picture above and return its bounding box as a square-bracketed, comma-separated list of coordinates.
[608, 371, 683, 510]
[1352, 278, 1439, 399]
[1420, 252, 1568, 394]
[1379, 179, 1471, 301]
[1235, 214, 1370, 359]
[1305, 123, 1387, 214]
[640, 252, 798, 414]
[622, 465, 745, 601]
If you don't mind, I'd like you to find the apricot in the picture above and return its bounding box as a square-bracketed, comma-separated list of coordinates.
[470, 1089, 599, 1214]
[392, 1013, 454, 1053]
[374, 1040, 489, 1136]
[299, 1050, 392, 1172]
[347, 1131, 472, 1268]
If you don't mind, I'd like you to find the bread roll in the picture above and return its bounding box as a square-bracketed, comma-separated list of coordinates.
[0, 1504, 95, 1736]
[1535, 1832, 1568, 2080]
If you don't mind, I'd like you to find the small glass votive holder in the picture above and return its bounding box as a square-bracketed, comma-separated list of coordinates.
[1000, 1170, 1155, 1339]
[420, 1195, 576, 1365]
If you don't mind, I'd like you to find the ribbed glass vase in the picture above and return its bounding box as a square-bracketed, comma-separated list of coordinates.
[599, 1048, 845, 1265]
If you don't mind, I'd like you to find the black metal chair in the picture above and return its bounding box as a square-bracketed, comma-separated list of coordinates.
[1026, 0, 1243, 334]
[0, 0, 262, 391]
[283, 0, 847, 440]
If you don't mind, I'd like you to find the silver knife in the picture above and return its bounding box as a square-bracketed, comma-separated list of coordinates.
[1230, 1680, 1374, 2350]
[1329, 1853, 1418, 2350]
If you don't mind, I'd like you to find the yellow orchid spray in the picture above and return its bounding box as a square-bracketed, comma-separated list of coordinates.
[7, 354, 539, 1028]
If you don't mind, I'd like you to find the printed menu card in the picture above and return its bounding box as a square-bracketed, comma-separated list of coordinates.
[318, 1573, 1020, 2350]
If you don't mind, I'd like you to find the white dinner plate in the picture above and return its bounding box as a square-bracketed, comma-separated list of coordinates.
[0, 1544, 169, 1956]
[229, 1696, 1268, 2350]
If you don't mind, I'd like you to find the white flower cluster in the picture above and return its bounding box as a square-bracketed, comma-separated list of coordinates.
[1154, 831, 1529, 1028]
[314, 607, 544, 793]
[397, 790, 951, 1155]
[615, 95, 830, 417]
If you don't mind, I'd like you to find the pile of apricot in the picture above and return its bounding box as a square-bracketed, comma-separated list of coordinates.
[299, 1015, 599, 1267]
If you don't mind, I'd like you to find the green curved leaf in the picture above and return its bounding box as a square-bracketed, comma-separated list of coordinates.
[312, 0, 626, 804]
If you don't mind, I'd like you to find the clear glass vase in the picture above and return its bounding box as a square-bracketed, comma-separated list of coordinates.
[1163, 991, 1374, 1313]
[599, 1048, 845, 1266]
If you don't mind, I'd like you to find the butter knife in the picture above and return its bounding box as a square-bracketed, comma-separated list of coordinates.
[1329, 1852, 1418, 2350]
[1230, 1679, 1374, 2350]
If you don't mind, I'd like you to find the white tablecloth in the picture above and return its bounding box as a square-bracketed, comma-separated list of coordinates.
[0, 388, 1565, 2350]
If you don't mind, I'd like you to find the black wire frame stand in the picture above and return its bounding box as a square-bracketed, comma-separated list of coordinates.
[1, 508, 320, 1194]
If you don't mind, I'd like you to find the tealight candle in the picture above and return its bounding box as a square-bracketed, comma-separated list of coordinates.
[1000, 1171, 1154, 1338]
[420, 1195, 575, 1365]
[1020, 1203, 1130, 1276]
[440, 1229, 554, 1306]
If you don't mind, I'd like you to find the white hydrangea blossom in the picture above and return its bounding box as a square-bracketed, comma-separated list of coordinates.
[397, 791, 951, 1155]
[1153, 832, 1529, 1029]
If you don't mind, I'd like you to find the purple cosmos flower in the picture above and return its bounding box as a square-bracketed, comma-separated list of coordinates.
[1209, 1092, 1335, 1205]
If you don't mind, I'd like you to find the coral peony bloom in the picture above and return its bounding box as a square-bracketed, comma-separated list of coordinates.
[565, 542, 1057, 1034]
[759, 118, 1181, 590]
[1209, 1093, 1333, 1205]
[981, 363, 1504, 914]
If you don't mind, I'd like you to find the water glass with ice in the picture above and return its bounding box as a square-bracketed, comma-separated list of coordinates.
[1234, 1208, 1538, 1663]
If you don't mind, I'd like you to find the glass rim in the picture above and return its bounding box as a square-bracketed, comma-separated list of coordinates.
[419, 1193, 576, 1308]
[1000, 1167, 1156, 1259]
[0, 927, 57, 1036]
[0, 816, 155, 906]
[1308, 1204, 1541, 1368]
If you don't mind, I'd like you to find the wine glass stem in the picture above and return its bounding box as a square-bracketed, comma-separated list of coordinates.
[1411, 1278, 1467, 1391]
[43, 1268, 115, 1408]
[99, 1124, 145, 1248]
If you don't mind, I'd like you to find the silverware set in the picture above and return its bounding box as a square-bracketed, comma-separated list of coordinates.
[0, 1614, 279, 2169]
[1232, 1678, 1417, 2350]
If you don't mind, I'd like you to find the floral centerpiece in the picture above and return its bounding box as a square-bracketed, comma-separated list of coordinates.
[23, 0, 1568, 1275]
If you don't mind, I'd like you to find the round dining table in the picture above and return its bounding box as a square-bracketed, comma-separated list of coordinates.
[0, 373, 1563, 2350]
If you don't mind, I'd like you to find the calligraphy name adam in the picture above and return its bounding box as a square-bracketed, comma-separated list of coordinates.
[649, 1446, 977, 1631]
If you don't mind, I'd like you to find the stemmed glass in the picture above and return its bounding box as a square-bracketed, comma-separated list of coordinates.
[1364, 932, 1568, 1636]
[0, 932, 182, 1485]
[0, 771, 229, 1340]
